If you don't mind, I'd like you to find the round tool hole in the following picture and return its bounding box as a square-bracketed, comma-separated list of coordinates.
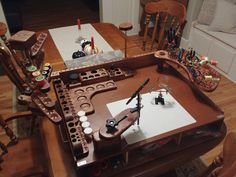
[80, 103, 90, 110]
[86, 87, 94, 92]
[75, 89, 84, 94]
[77, 96, 87, 102]
[106, 82, 115, 87]
[68, 122, 74, 127]
[70, 128, 76, 133]
[96, 84, 105, 89]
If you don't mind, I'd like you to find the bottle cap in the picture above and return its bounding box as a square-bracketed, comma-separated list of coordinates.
[81, 121, 90, 128]
[84, 127, 93, 135]
[79, 116, 88, 123]
[32, 70, 41, 77]
[35, 75, 45, 81]
[77, 110, 86, 117]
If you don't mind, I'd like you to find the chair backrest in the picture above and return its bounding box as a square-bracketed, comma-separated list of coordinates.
[142, 0, 186, 51]
[217, 132, 236, 177]
[199, 132, 236, 177]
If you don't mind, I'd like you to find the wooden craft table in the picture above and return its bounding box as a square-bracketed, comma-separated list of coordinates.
[40, 23, 225, 177]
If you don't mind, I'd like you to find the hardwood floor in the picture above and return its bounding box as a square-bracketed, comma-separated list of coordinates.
[2, 0, 100, 33]
[0, 76, 13, 117]
[20, 0, 99, 31]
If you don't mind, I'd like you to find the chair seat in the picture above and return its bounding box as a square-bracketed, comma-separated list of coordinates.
[1, 135, 48, 177]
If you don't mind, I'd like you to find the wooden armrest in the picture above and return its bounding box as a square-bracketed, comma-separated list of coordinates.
[2, 111, 33, 123]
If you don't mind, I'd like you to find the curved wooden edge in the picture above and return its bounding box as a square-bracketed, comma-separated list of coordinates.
[154, 50, 194, 82]
[2, 111, 33, 123]
[99, 108, 139, 139]
[154, 50, 221, 92]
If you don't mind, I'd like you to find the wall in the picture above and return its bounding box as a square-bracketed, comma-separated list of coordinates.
[180, 0, 203, 47]
[99, 0, 140, 35]
[99, 0, 204, 38]
[0, 1, 10, 38]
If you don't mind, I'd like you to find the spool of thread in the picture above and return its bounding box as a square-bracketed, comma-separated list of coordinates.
[201, 56, 208, 61]
[41, 70, 48, 76]
[200, 59, 208, 65]
[212, 78, 220, 81]
[79, 116, 88, 123]
[35, 75, 48, 87]
[210, 60, 218, 66]
[43, 66, 50, 72]
[32, 70, 41, 80]
[204, 75, 213, 80]
[44, 63, 51, 69]
[27, 65, 37, 74]
[81, 121, 90, 129]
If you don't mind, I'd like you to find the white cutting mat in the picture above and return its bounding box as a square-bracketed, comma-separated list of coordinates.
[49, 24, 113, 61]
[107, 91, 196, 145]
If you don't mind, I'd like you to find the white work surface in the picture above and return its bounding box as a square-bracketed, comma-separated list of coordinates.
[49, 24, 114, 61]
[107, 91, 196, 145]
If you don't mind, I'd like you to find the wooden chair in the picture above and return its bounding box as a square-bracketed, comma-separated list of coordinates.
[169, 132, 236, 177]
[0, 22, 54, 177]
[139, 0, 188, 36]
[0, 112, 48, 177]
[197, 132, 236, 177]
[142, 0, 186, 51]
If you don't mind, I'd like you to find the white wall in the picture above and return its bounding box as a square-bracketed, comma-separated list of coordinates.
[99, 0, 140, 35]
[180, 0, 203, 48]
[0, 1, 10, 38]
[182, 0, 203, 39]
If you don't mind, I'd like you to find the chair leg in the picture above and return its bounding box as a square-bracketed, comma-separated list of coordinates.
[0, 140, 8, 171]
[150, 13, 159, 51]
[143, 14, 151, 51]
[0, 116, 18, 146]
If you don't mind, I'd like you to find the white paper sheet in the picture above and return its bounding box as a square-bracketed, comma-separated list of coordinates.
[49, 24, 114, 61]
[107, 91, 196, 145]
